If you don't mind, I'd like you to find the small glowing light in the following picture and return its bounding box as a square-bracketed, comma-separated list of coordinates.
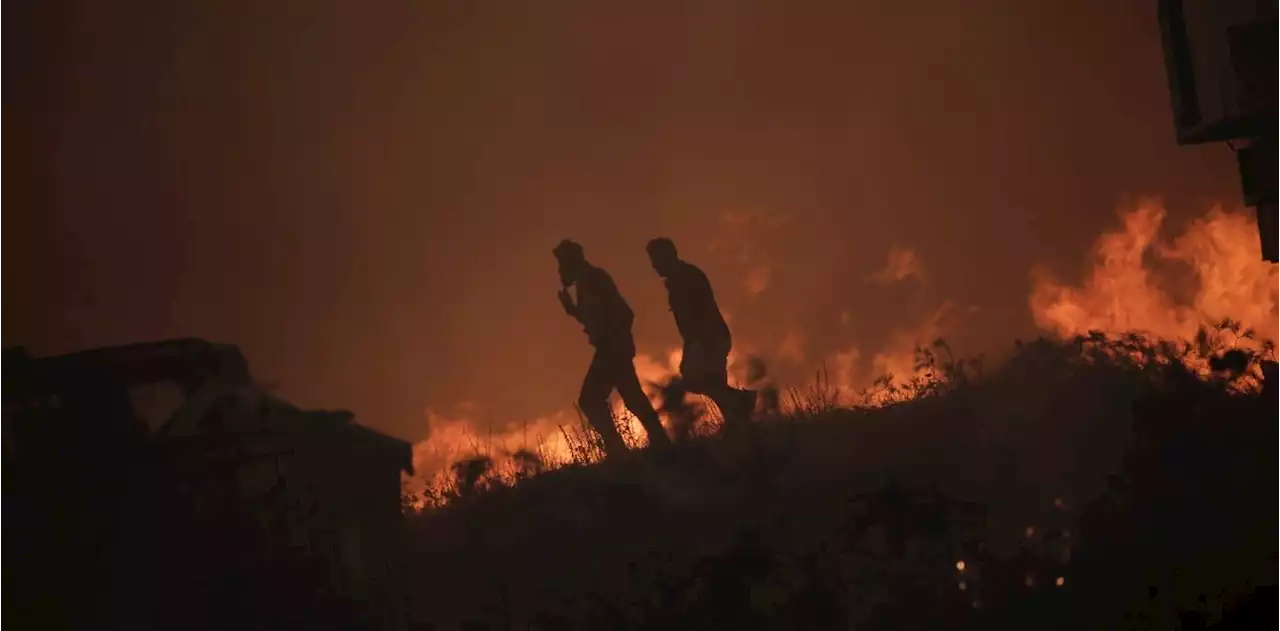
[1053, 497, 1066, 509]
[958, 580, 968, 591]
[1024, 574, 1035, 587]
[1056, 576, 1065, 587]
[955, 560, 966, 572]
[1024, 526, 1036, 538]
[1062, 529, 1071, 539]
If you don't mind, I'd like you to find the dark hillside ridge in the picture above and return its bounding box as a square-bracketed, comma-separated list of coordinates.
[404, 336, 1277, 630]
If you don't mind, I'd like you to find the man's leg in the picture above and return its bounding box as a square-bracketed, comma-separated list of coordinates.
[610, 356, 672, 449]
[681, 344, 756, 427]
[579, 351, 629, 458]
[685, 377, 756, 427]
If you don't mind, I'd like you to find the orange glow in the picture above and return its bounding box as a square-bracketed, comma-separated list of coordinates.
[402, 348, 695, 507]
[404, 202, 1277, 508]
[868, 245, 925, 285]
[1031, 201, 1278, 377]
[744, 265, 772, 296]
[399, 324, 944, 505]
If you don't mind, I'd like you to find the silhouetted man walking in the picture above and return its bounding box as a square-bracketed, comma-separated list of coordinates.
[646, 238, 756, 427]
[553, 239, 671, 456]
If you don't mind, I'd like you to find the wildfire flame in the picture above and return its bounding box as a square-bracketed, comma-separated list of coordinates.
[1030, 201, 1277, 372]
[403, 201, 1277, 509]
[1031, 201, 1276, 342]
[401, 349, 691, 507]
[402, 313, 959, 506]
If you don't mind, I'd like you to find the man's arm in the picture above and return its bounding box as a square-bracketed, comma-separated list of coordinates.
[558, 288, 581, 320]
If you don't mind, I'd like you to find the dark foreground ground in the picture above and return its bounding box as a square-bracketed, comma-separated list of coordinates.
[5, 335, 1273, 630]
[404, 335, 1277, 630]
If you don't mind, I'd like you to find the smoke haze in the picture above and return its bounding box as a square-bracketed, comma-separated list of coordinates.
[7, 1, 1254, 457]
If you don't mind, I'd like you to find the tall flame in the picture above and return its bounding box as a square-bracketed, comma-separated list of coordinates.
[404, 201, 1277, 508]
[1031, 201, 1277, 349]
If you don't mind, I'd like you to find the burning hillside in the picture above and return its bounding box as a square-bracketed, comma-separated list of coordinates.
[1031, 201, 1277, 352]
[403, 201, 1277, 505]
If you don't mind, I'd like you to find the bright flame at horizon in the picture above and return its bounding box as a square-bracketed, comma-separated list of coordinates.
[1030, 201, 1277, 377]
[403, 201, 1278, 508]
[1031, 201, 1277, 344]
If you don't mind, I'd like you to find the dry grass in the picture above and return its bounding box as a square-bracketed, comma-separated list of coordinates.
[400, 326, 1274, 629]
[403, 352, 905, 512]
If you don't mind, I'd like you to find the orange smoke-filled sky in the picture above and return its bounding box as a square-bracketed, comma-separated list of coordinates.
[6, 1, 1247, 442]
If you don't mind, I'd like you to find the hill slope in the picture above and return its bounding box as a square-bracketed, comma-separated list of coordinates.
[403, 336, 1277, 630]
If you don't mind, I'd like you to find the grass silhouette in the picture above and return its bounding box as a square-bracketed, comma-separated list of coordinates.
[401, 325, 1276, 629]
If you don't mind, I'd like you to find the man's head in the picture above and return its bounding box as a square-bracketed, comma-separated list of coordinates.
[646, 237, 680, 278]
[553, 239, 587, 286]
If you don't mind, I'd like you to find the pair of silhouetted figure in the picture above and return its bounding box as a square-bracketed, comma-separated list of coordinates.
[554, 238, 757, 457]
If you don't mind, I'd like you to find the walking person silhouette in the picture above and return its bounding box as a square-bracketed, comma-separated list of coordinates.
[646, 238, 757, 427]
[553, 239, 671, 456]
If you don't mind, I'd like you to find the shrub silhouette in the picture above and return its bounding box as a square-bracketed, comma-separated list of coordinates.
[405, 330, 1276, 629]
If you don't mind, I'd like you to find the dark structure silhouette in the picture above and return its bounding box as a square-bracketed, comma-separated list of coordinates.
[1157, 0, 1277, 261]
[553, 239, 671, 456]
[646, 237, 757, 427]
[3, 339, 413, 630]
